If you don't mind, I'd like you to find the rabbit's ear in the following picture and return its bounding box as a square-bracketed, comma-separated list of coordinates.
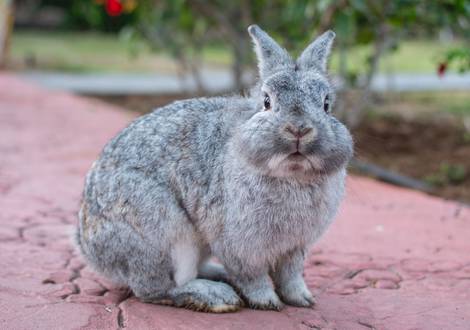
[248, 25, 293, 80]
[297, 30, 335, 72]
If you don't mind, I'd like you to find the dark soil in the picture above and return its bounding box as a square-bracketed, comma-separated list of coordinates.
[352, 115, 470, 203]
[94, 94, 195, 114]
[93, 94, 470, 204]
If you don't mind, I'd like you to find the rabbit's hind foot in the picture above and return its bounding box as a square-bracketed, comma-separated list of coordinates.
[150, 279, 243, 313]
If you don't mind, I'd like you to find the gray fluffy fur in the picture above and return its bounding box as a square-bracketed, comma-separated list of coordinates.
[77, 25, 353, 313]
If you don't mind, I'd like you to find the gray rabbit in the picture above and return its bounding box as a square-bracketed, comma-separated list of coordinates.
[77, 25, 353, 313]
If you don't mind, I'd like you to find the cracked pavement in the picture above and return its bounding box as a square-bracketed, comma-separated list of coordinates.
[1, 74, 469, 329]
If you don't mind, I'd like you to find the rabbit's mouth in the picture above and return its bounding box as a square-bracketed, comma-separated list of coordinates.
[287, 151, 305, 161]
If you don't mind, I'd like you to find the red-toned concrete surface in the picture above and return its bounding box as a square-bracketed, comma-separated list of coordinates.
[1, 73, 469, 330]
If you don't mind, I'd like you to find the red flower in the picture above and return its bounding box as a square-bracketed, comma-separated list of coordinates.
[437, 62, 447, 77]
[106, 0, 123, 16]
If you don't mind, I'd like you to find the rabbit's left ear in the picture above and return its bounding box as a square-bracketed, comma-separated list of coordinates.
[297, 30, 335, 72]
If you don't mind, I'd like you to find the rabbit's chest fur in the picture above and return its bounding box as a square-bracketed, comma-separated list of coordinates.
[216, 166, 345, 265]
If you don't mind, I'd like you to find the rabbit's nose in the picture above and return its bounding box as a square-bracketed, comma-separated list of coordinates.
[284, 123, 314, 139]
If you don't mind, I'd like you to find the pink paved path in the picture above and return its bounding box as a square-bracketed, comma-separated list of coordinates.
[1, 74, 469, 330]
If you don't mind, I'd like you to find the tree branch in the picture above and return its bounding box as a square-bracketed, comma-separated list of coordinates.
[318, 0, 349, 32]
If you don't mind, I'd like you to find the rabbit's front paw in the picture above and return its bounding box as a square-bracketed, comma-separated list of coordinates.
[244, 288, 284, 311]
[278, 279, 315, 307]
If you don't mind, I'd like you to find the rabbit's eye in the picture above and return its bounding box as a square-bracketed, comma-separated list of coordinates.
[263, 94, 271, 110]
[324, 95, 330, 113]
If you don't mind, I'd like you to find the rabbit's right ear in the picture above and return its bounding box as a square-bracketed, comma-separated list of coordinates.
[297, 30, 335, 72]
[248, 25, 293, 80]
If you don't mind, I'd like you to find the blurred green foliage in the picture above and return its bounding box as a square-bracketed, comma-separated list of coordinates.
[38, 0, 138, 31]
[33, 0, 467, 124]
[443, 47, 470, 73]
[425, 163, 467, 186]
[44, 0, 469, 81]
[115, 0, 469, 89]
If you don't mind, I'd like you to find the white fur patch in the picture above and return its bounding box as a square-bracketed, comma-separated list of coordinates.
[171, 240, 199, 287]
[267, 154, 286, 171]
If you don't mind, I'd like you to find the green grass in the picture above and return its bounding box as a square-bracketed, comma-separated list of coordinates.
[10, 29, 465, 74]
[379, 41, 456, 73]
[10, 30, 179, 73]
[329, 40, 464, 75]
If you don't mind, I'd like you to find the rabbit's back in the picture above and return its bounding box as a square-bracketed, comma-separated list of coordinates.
[98, 97, 236, 171]
[91, 97, 249, 183]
